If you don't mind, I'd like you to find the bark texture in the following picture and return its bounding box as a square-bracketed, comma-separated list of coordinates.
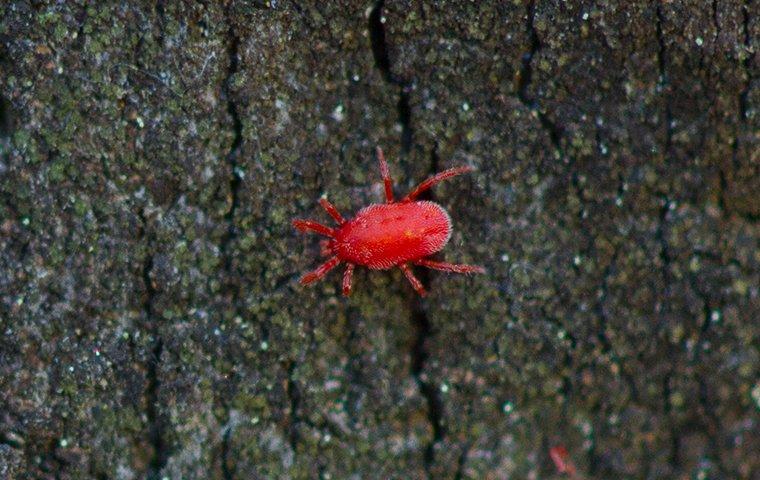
[1, 1, 759, 479]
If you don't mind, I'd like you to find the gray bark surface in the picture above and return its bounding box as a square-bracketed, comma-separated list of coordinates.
[1, 1, 758, 479]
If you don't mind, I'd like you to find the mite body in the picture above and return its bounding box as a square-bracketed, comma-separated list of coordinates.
[293, 147, 484, 296]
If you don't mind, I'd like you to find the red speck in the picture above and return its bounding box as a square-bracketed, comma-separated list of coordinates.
[293, 146, 485, 296]
[549, 445, 577, 477]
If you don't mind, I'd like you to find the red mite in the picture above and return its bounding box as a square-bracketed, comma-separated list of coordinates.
[549, 445, 578, 478]
[292, 147, 485, 296]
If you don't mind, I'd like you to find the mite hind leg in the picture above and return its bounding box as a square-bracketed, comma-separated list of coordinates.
[399, 263, 426, 297]
[376, 146, 395, 203]
[413, 258, 485, 274]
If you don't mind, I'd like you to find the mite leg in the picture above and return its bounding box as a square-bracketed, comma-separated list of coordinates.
[342, 263, 355, 296]
[319, 196, 345, 225]
[414, 258, 485, 274]
[403, 166, 474, 202]
[300, 255, 341, 285]
[399, 263, 427, 297]
[549, 445, 577, 478]
[292, 219, 335, 237]
[376, 146, 395, 203]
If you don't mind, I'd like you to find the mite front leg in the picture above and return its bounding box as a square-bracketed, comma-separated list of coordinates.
[376, 146, 395, 203]
[292, 219, 335, 237]
[399, 263, 426, 297]
[300, 255, 341, 285]
[414, 258, 485, 274]
[319, 197, 345, 225]
[403, 166, 474, 202]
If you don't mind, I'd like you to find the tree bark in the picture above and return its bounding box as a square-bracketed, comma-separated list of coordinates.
[1, 1, 758, 478]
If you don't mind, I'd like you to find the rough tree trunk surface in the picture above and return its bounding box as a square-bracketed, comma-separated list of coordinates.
[1, 1, 759, 479]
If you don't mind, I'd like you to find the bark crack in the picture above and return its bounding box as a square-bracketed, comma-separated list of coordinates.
[138, 209, 169, 480]
[221, 419, 235, 480]
[516, 0, 564, 154]
[655, 197, 681, 471]
[453, 443, 470, 480]
[221, 10, 243, 263]
[685, 273, 729, 475]
[739, 0, 754, 122]
[516, 0, 591, 266]
[653, 13, 680, 467]
[727, 0, 756, 206]
[0, 431, 23, 449]
[655, 2, 673, 153]
[711, 0, 720, 43]
[410, 296, 444, 477]
[0, 94, 11, 147]
[368, 3, 443, 474]
[593, 247, 638, 396]
[285, 361, 303, 453]
[369, 0, 412, 153]
[214, 11, 245, 477]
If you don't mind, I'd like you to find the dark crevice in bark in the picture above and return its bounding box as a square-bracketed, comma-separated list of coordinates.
[410, 294, 444, 477]
[655, 3, 673, 153]
[285, 361, 303, 453]
[517, 0, 592, 266]
[0, 431, 23, 449]
[429, 143, 440, 173]
[216, 23, 247, 477]
[0, 4, 12, 126]
[686, 279, 729, 475]
[88, 447, 111, 480]
[397, 90, 413, 153]
[405, 147, 447, 476]
[516, 0, 564, 152]
[717, 165, 729, 215]
[146, 337, 166, 480]
[221, 16, 243, 264]
[696, 376, 725, 474]
[0, 94, 10, 184]
[696, 371, 730, 475]
[41, 437, 69, 480]
[655, 198, 681, 471]
[739, 0, 753, 122]
[73, 5, 89, 50]
[342, 306, 367, 429]
[592, 248, 639, 406]
[661, 372, 681, 469]
[221, 420, 235, 480]
[368, 1, 392, 79]
[138, 210, 169, 480]
[654, 19, 677, 461]
[711, 0, 720, 42]
[0, 94, 11, 145]
[727, 0, 755, 207]
[154, 0, 167, 45]
[593, 254, 616, 354]
[453, 444, 470, 480]
[370, 2, 441, 473]
[214, 17, 247, 477]
[655, 197, 673, 314]
[369, 0, 413, 153]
